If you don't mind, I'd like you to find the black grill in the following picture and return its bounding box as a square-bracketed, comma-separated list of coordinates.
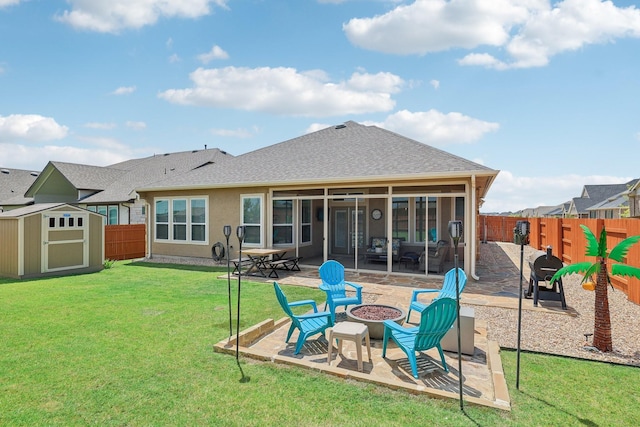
[524, 246, 567, 309]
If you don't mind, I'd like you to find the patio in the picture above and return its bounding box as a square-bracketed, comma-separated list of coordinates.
[214, 242, 574, 410]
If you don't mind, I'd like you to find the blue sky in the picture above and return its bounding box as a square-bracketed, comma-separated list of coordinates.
[1, 0, 639, 213]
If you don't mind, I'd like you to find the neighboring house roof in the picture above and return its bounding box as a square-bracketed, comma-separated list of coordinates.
[568, 180, 638, 216]
[546, 202, 570, 217]
[0, 167, 40, 207]
[569, 197, 596, 215]
[581, 181, 637, 205]
[82, 148, 232, 204]
[24, 149, 232, 204]
[586, 191, 628, 212]
[138, 121, 498, 197]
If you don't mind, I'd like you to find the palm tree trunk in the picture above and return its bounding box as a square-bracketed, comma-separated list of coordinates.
[593, 258, 612, 352]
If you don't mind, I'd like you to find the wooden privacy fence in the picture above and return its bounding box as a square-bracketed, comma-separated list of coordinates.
[105, 224, 146, 261]
[479, 215, 640, 305]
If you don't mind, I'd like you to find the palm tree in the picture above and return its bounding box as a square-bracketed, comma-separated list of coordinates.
[551, 225, 640, 352]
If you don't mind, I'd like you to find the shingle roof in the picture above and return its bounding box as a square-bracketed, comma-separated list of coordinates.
[23, 149, 231, 204]
[0, 202, 66, 218]
[586, 192, 628, 211]
[139, 121, 497, 190]
[50, 162, 127, 191]
[573, 180, 638, 214]
[582, 181, 636, 205]
[0, 167, 39, 206]
[82, 148, 232, 203]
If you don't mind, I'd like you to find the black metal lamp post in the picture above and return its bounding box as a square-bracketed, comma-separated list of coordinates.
[223, 225, 232, 338]
[235, 226, 245, 361]
[515, 220, 530, 390]
[448, 220, 464, 411]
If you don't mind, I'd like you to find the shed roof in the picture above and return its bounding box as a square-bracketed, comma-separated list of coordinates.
[0, 203, 78, 218]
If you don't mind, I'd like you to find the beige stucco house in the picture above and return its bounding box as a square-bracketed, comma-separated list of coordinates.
[137, 121, 499, 279]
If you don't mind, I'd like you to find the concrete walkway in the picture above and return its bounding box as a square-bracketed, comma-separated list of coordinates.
[213, 242, 568, 410]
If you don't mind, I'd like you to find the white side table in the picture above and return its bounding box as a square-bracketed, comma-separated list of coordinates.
[441, 306, 475, 356]
[326, 321, 371, 372]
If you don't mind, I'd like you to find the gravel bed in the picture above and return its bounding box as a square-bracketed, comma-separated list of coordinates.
[473, 273, 640, 366]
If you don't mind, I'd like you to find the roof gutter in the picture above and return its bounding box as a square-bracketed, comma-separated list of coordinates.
[136, 169, 499, 193]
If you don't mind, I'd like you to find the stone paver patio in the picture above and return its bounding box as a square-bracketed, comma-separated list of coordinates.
[213, 242, 572, 411]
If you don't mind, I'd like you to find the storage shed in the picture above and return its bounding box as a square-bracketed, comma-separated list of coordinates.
[0, 203, 104, 279]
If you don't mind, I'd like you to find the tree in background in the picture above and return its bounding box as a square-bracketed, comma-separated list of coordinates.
[551, 225, 640, 352]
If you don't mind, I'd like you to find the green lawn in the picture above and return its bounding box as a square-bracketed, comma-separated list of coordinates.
[1, 261, 639, 426]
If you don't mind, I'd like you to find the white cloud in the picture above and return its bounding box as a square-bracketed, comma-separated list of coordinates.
[457, 53, 508, 70]
[159, 66, 403, 116]
[0, 142, 132, 170]
[168, 53, 181, 63]
[0, 114, 68, 142]
[210, 127, 254, 138]
[367, 109, 499, 145]
[344, 0, 527, 54]
[429, 79, 440, 89]
[344, 0, 640, 69]
[481, 171, 633, 213]
[306, 123, 333, 134]
[125, 121, 146, 130]
[197, 45, 229, 63]
[112, 86, 136, 95]
[84, 122, 116, 130]
[166, 37, 174, 49]
[55, 0, 229, 33]
[0, 0, 22, 7]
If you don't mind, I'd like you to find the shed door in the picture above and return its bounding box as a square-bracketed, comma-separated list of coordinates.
[42, 212, 89, 273]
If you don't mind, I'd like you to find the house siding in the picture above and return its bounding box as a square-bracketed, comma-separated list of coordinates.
[141, 187, 255, 261]
[0, 219, 19, 277]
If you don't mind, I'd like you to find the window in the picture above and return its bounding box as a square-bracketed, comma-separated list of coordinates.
[300, 200, 311, 244]
[108, 206, 118, 225]
[273, 200, 293, 244]
[241, 195, 262, 245]
[392, 198, 409, 240]
[155, 197, 207, 243]
[191, 199, 206, 242]
[173, 199, 187, 241]
[88, 204, 119, 225]
[155, 200, 169, 240]
[416, 197, 437, 242]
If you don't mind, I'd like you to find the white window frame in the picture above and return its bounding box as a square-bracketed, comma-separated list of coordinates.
[300, 199, 312, 245]
[154, 196, 208, 244]
[241, 194, 263, 246]
[273, 199, 294, 245]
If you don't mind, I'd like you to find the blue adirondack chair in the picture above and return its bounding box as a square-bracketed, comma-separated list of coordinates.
[273, 282, 333, 354]
[406, 268, 467, 323]
[318, 260, 363, 322]
[382, 297, 458, 378]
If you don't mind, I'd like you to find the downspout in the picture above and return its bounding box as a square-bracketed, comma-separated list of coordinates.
[470, 175, 480, 280]
[146, 201, 152, 259]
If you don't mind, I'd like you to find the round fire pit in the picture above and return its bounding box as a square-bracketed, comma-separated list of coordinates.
[346, 304, 406, 339]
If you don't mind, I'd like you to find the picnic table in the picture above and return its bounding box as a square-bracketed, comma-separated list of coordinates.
[233, 248, 301, 278]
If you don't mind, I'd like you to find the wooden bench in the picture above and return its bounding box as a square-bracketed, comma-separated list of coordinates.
[269, 256, 302, 272]
[230, 257, 252, 275]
